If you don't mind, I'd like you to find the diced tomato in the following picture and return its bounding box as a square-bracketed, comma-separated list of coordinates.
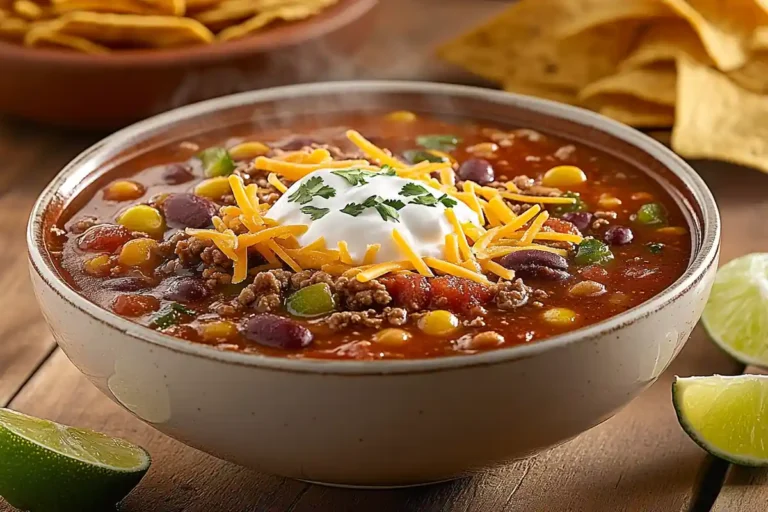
[580, 265, 609, 282]
[544, 218, 580, 235]
[380, 273, 431, 311]
[77, 224, 133, 253]
[112, 294, 160, 317]
[429, 275, 494, 313]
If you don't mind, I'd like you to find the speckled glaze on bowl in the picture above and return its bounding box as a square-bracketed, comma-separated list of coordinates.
[0, 0, 376, 129]
[27, 82, 720, 487]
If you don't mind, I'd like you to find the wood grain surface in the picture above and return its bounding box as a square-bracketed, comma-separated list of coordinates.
[2, 1, 768, 511]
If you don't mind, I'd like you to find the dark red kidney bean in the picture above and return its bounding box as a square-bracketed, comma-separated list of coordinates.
[498, 249, 570, 281]
[457, 158, 495, 185]
[77, 224, 132, 253]
[561, 212, 593, 232]
[161, 193, 217, 229]
[162, 163, 194, 185]
[242, 314, 313, 349]
[604, 225, 634, 245]
[275, 135, 317, 151]
[163, 277, 209, 303]
[104, 277, 152, 292]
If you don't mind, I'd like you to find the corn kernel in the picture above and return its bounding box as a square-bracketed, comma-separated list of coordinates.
[568, 280, 606, 297]
[118, 238, 159, 267]
[104, 180, 145, 202]
[374, 328, 411, 347]
[542, 307, 577, 326]
[385, 110, 417, 122]
[200, 321, 237, 342]
[468, 331, 504, 349]
[656, 226, 687, 236]
[83, 254, 111, 276]
[466, 142, 499, 158]
[229, 141, 270, 160]
[194, 176, 231, 199]
[116, 205, 165, 238]
[542, 166, 587, 188]
[418, 310, 459, 336]
[597, 194, 622, 209]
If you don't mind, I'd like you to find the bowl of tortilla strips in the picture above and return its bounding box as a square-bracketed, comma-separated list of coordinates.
[0, 0, 377, 128]
[439, 0, 768, 174]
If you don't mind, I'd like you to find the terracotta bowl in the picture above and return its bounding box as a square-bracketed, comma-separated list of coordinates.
[27, 82, 720, 487]
[0, 0, 377, 129]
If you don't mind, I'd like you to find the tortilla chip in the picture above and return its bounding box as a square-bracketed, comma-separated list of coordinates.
[194, 0, 328, 30]
[728, 54, 768, 94]
[13, 0, 45, 20]
[556, 0, 674, 38]
[25, 25, 110, 52]
[0, 16, 28, 40]
[438, 0, 643, 91]
[598, 96, 676, 127]
[185, 0, 222, 12]
[673, 57, 768, 172]
[580, 64, 677, 107]
[217, 2, 329, 41]
[134, 0, 185, 16]
[51, 0, 169, 15]
[49, 12, 214, 47]
[660, 0, 768, 71]
[620, 21, 712, 70]
[502, 81, 581, 106]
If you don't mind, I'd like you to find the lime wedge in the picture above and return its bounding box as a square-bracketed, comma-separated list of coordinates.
[673, 375, 768, 466]
[0, 408, 150, 512]
[701, 253, 768, 367]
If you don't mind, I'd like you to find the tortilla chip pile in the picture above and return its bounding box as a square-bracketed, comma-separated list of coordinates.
[0, 0, 338, 51]
[439, 0, 768, 173]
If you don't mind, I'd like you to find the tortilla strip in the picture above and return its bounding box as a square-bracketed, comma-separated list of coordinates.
[598, 96, 676, 128]
[580, 64, 677, 108]
[556, 0, 674, 38]
[620, 21, 712, 70]
[25, 27, 110, 53]
[217, 3, 328, 41]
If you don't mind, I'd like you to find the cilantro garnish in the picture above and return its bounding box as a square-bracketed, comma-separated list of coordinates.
[301, 206, 330, 220]
[288, 176, 336, 205]
[151, 303, 195, 329]
[410, 194, 438, 207]
[648, 242, 664, 254]
[340, 196, 401, 222]
[331, 168, 370, 186]
[416, 134, 461, 151]
[400, 183, 429, 197]
[438, 194, 457, 208]
[380, 165, 397, 176]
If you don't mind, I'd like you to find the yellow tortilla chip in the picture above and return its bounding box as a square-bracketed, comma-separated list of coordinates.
[185, 0, 221, 12]
[51, 0, 169, 15]
[502, 81, 580, 106]
[134, 0, 185, 16]
[217, 2, 330, 41]
[193, 0, 315, 29]
[673, 57, 768, 172]
[580, 64, 677, 107]
[556, 0, 674, 38]
[598, 96, 676, 128]
[50, 12, 214, 48]
[13, 0, 44, 20]
[728, 54, 768, 94]
[620, 21, 712, 70]
[660, 0, 768, 71]
[25, 25, 110, 53]
[0, 16, 27, 40]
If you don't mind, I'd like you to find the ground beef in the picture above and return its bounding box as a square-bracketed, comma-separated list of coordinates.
[383, 307, 407, 326]
[554, 144, 576, 160]
[68, 216, 99, 234]
[325, 309, 383, 331]
[200, 246, 232, 267]
[202, 267, 232, 288]
[495, 278, 531, 310]
[237, 269, 291, 313]
[512, 175, 534, 190]
[157, 231, 189, 259]
[592, 219, 610, 230]
[526, 185, 562, 197]
[175, 236, 213, 266]
[155, 259, 185, 277]
[464, 316, 486, 327]
[334, 277, 392, 310]
[290, 270, 335, 290]
[208, 301, 240, 317]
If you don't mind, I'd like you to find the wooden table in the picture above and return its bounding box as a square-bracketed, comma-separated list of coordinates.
[1, 1, 767, 510]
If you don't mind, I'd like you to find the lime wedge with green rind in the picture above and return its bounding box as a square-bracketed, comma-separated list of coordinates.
[0, 408, 150, 512]
[673, 375, 768, 466]
[701, 253, 768, 367]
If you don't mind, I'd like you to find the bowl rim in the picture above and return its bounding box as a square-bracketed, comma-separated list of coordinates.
[27, 80, 721, 375]
[0, 0, 376, 68]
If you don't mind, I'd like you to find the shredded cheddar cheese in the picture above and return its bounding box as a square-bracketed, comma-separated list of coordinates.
[392, 229, 433, 277]
[520, 211, 550, 245]
[357, 261, 414, 282]
[363, 244, 381, 265]
[424, 257, 490, 285]
[500, 191, 577, 205]
[444, 234, 460, 264]
[346, 130, 405, 169]
[267, 173, 288, 193]
[253, 156, 370, 180]
[480, 259, 515, 280]
[337, 240, 354, 265]
[266, 239, 302, 273]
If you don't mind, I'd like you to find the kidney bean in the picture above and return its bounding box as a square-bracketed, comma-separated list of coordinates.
[457, 158, 494, 185]
[498, 249, 570, 281]
[242, 314, 313, 349]
[162, 193, 217, 229]
[104, 277, 152, 292]
[162, 163, 194, 184]
[163, 277, 209, 303]
[77, 224, 132, 253]
[604, 225, 634, 245]
[560, 212, 593, 232]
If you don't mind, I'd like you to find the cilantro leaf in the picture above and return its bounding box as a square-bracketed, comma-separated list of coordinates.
[400, 183, 429, 197]
[341, 202, 366, 217]
[383, 199, 405, 210]
[288, 176, 336, 205]
[300, 206, 330, 220]
[151, 303, 195, 329]
[331, 168, 369, 186]
[410, 194, 438, 207]
[438, 194, 457, 208]
[416, 134, 461, 151]
[380, 165, 397, 176]
[374, 202, 400, 222]
[402, 149, 444, 165]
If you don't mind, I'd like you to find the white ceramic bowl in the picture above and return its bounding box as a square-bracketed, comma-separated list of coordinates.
[27, 82, 720, 487]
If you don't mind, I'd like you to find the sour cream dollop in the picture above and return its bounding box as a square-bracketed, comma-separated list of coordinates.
[266, 169, 480, 264]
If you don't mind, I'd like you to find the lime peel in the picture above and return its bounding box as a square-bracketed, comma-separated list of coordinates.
[673, 375, 768, 466]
